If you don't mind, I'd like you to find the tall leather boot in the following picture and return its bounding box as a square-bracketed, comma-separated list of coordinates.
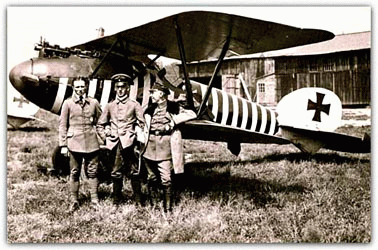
[112, 178, 123, 205]
[148, 181, 159, 207]
[69, 179, 80, 212]
[163, 184, 172, 213]
[131, 175, 143, 206]
[88, 178, 99, 206]
[172, 173, 185, 206]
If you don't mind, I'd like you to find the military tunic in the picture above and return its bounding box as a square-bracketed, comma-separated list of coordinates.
[143, 102, 173, 161]
[97, 98, 145, 150]
[59, 95, 102, 153]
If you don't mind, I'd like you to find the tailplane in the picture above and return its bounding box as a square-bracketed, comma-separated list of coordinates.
[276, 88, 370, 153]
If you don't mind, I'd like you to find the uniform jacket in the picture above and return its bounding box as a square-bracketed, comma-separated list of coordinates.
[141, 101, 197, 174]
[59, 95, 102, 153]
[97, 97, 145, 150]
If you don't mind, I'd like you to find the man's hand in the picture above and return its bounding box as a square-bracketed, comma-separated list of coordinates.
[165, 120, 175, 131]
[61, 146, 68, 157]
[105, 126, 111, 137]
[135, 126, 146, 144]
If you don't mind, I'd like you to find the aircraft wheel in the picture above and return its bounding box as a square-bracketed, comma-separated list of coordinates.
[97, 147, 112, 184]
[51, 146, 70, 176]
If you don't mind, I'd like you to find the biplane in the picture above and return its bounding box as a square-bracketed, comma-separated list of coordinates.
[9, 10, 370, 172]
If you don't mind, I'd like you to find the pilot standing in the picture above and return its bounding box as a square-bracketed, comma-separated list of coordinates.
[59, 78, 102, 212]
[141, 81, 196, 212]
[97, 74, 145, 205]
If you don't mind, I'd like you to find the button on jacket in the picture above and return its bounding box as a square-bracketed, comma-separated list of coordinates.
[97, 98, 145, 150]
[59, 95, 102, 153]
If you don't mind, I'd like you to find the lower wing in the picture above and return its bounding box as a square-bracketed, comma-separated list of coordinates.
[280, 125, 370, 154]
[179, 120, 290, 145]
[7, 115, 36, 129]
[178, 120, 370, 154]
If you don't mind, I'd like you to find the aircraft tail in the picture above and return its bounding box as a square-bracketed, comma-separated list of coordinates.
[280, 125, 370, 153]
[276, 88, 370, 153]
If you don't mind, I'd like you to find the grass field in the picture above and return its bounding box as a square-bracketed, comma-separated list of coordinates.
[6, 109, 371, 243]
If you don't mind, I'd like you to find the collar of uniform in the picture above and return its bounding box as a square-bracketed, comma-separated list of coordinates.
[73, 94, 88, 104]
[156, 100, 168, 110]
[116, 95, 129, 104]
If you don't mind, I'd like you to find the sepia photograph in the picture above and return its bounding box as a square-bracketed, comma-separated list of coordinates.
[6, 5, 371, 243]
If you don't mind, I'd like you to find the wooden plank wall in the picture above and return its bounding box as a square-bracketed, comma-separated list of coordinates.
[183, 49, 370, 107]
[275, 49, 370, 106]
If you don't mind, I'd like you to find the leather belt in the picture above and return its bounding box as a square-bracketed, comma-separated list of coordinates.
[150, 130, 171, 136]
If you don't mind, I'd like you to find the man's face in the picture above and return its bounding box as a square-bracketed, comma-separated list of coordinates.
[150, 90, 164, 103]
[115, 83, 129, 98]
[73, 80, 86, 97]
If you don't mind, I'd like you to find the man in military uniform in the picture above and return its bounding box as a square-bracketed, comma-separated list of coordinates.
[59, 78, 102, 212]
[142, 82, 196, 212]
[97, 74, 145, 205]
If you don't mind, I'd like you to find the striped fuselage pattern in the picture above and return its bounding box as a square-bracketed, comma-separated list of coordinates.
[45, 77, 279, 137]
[190, 81, 279, 136]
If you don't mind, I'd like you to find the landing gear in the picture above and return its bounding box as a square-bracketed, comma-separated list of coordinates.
[50, 146, 70, 176]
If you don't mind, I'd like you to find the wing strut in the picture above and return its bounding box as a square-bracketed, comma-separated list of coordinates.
[197, 29, 232, 117]
[174, 16, 195, 110]
[90, 38, 120, 78]
[147, 53, 162, 69]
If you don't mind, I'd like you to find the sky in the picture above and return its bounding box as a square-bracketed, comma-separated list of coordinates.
[6, 6, 371, 107]
[7, 6, 371, 71]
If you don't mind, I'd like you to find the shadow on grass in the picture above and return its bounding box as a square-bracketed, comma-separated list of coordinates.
[179, 151, 369, 207]
[250, 152, 370, 165]
[7, 126, 50, 132]
[174, 170, 306, 208]
[187, 151, 369, 169]
[176, 161, 307, 208]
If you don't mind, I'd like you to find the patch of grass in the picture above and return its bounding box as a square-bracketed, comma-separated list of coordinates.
[336, 124, 371, 137]
[7, 110, 371, 243]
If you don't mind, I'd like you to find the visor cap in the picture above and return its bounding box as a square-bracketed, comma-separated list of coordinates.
[150, 84, 170, 96]
[111, 74, 133, 86]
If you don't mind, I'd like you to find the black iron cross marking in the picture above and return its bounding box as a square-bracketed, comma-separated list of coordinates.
[13, 96, 29, 108]
[307, 92, 330, 122]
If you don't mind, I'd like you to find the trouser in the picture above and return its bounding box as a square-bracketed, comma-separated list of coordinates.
[143, 158, 173, 185]
[69, 150, 99, 203]
[143, 158, 173, 211]
[109, 142, 140, 203]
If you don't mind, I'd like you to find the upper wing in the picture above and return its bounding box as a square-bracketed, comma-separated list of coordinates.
[179, 120, 291, 145]
[71, 11, 335, 62]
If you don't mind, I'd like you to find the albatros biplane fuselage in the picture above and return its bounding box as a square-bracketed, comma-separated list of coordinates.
[9, 48, 282, 152]
[9, 10, 370, 160]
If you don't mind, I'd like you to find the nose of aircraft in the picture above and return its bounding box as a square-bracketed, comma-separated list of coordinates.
[9, 60, 35, 94]
[9, 59, 65, 113]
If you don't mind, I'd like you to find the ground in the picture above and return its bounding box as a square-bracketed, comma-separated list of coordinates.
[6, 107, 371, 243]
